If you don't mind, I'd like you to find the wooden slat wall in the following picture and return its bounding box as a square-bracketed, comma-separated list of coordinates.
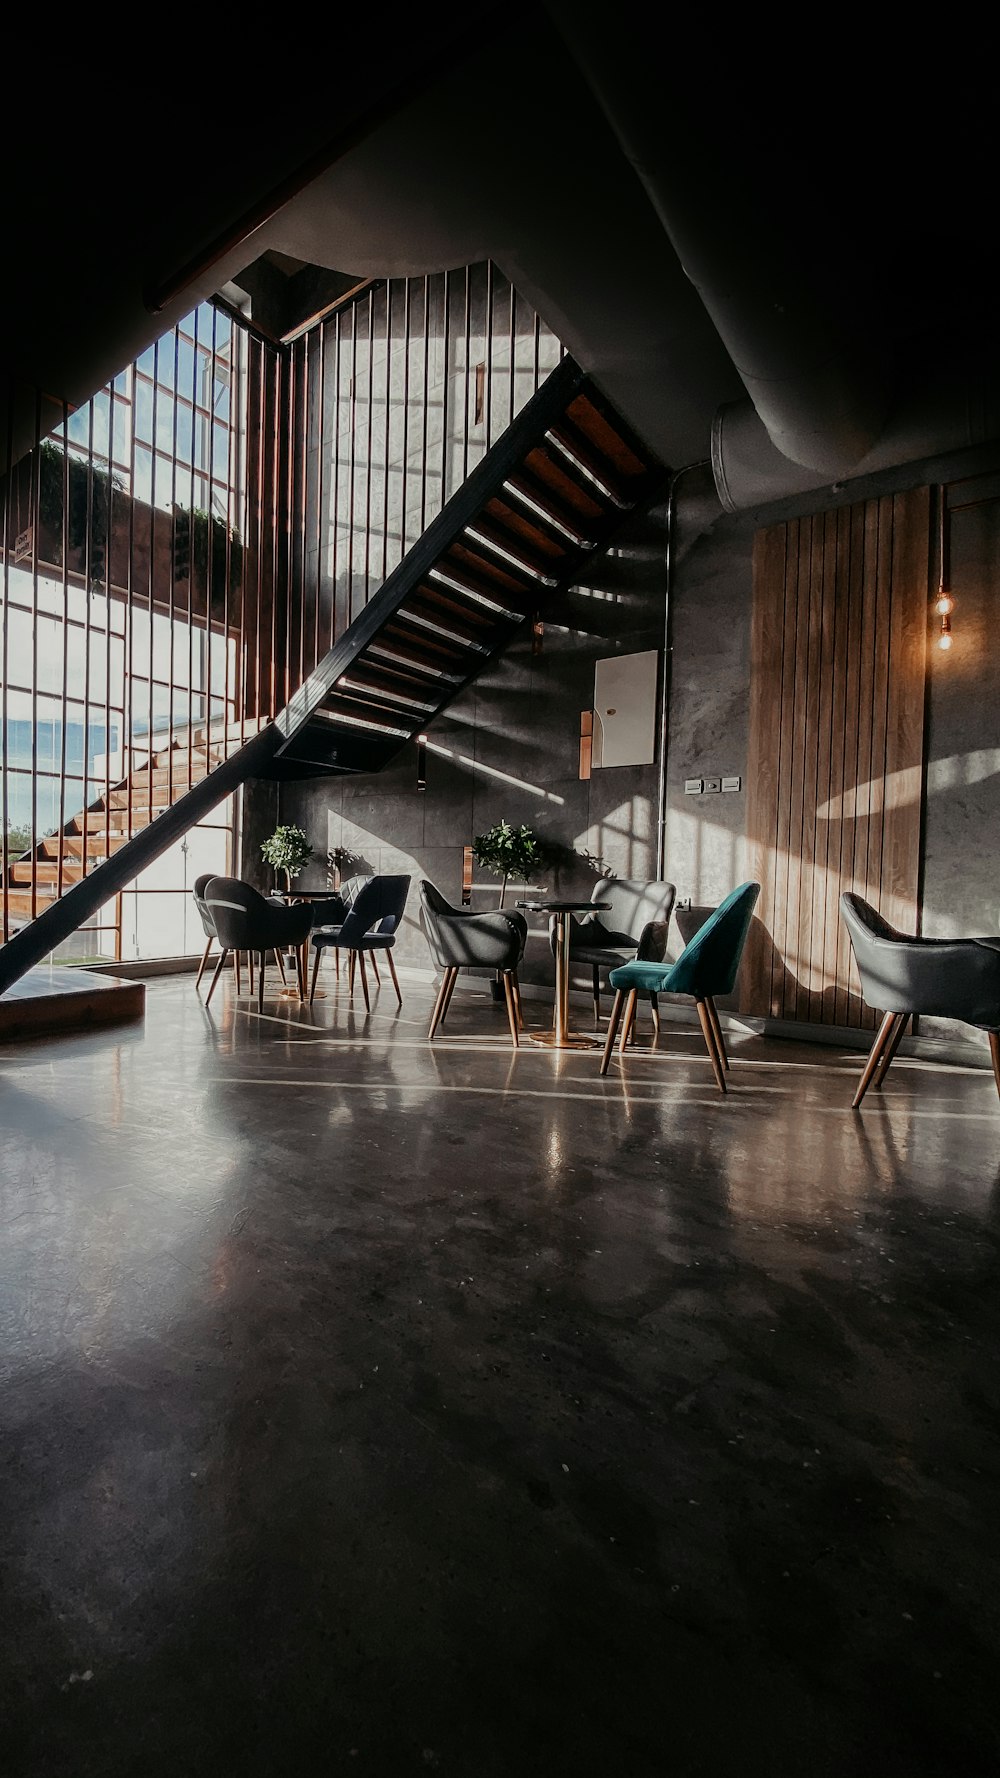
[742, 488, 930, 1027]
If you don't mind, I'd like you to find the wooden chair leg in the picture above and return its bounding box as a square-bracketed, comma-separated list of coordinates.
[334, 948, 340, 979]
[309, 945, 323, 1004]
[696, 999, 727, 1093]
[593, 965, 601, 1027]
[873, 1012, 908, 1088]
[248, 951, 255, 997]
[233, 949, 242, 996]
[649, 992, 661, 1039]
[440, 967, 459, 1026]
[206, 949, 229, 1007]
[386, 950, 403, 1007]
[195, 936, 213, 990]
[706, 996, 728, 1069]
[511, 970, 523, 1029]
[502, 971, 520, 1048]
[369, 952, 381, 985]
[295, 944, 307, 1000]
[600, 989, 625, 1075]
[348, 950, 356, 996]
[428, 967, 456, 1039]
[990, 1031, 1000, 1104]
[618, 989, 639, 1055]
[852, 1010, 898, 1109]
[357, 951, 371, 1012]
[274, 946, 287, 987]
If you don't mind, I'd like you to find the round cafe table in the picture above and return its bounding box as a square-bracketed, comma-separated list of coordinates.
[516, 899, 611, 1049]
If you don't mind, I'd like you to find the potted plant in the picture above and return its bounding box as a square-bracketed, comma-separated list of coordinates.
[472, 819, 554, 908]
[260, 823, 313, 893]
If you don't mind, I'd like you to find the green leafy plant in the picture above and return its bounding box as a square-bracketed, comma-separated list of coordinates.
[260, 823, 313, 892]
[472, 819, 554, 908]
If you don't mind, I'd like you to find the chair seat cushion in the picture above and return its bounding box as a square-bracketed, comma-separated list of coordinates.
[571, 944, 637, 969]
[311, 927, 396, 952]
[608, 959, 677, 994]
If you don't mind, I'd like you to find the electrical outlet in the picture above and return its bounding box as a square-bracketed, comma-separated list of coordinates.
[722, 775, 742, 793]
[704, 776, 721, 793]
[684, 778, 703, 795]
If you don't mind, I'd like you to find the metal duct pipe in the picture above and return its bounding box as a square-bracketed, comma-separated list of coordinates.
[713, 351, 1000, 513]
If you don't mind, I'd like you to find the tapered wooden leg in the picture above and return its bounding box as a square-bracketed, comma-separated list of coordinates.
[206, 949, 229, 1006]
[428, 967, 456, 1039]
[334, 948, 340, 979]
[988, 1031, 1000, 1103]
[195, 937, 213, 990]
[592, 965, 601, 1027]
[295, 945, 306, 1000]
[618, 989, 638, 1055]
[600, 990, 625, 1075]
[511, 970, 523, 1029]
[706, 996, 728, 1069]
[234, 949, 242, 995]
[852, 1010, 897, 1109]
[357, 951, 371, 1012]
[696, 999, 727, 1093]
[369, 952, 381, 985]
[310, 945, 322, 1004]
[440, 967, 459, 1025]
[386, 950, 403, 1007]
[502, 971, 520, 1048]
[873, 1012, 908, 1088]
[650, 992, 661, 1038]
[257, 951, 266, 1014]
[348, 950, 356, 996]
[248, 951, 255, 997]
[274, 946, 287, 986]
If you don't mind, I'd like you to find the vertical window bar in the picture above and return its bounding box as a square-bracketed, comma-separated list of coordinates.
[364, 286, 375, 605]
[331, 312, 342, 650]
[147, 336, 160, 832]
[126, 351, 140, 935]
[462, 265, 471, 484]
[29, 391, 41, 926]
[55, 399, 71, 909]
[401, 276, 411, 559]
[382, 279, 392, 586]
[188, 311, 200, 788]
[485, 259, 494, 452]
[347, 301, 357, 631]
[508, 275, 517, 429]
[422, 273, 432, 533]
[81, 393, 95, 876]
[316, 319, 325, 668]
[273, 344, 284, 708]
[439, 271, 449, 512]
[206, 305, 218, 757]
[1, 384, 13, 941]
[168, 322, 181, 811]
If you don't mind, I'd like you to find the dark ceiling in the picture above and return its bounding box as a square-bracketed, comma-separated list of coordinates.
[5, 10, 998, 507]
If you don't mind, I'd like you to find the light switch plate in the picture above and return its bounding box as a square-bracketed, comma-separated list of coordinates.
[684, 777, 703, 795]
[722, 775, 742, 793]
[704, 776, 721, 793]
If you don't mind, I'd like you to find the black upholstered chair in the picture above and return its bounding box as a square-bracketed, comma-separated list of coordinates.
[203, 876, 313, 1012]
[558, 876, 677, 1027]
[193, 872, 281, 998]
[840, 893, 1000, 1108]
[309, 874, 410, 1009]
[419, 880, 527, 1047]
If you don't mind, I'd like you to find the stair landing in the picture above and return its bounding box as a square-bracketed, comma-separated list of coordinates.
[0, 966, 145, 1042]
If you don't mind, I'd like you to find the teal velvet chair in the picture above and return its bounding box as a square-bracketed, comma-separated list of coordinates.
[598, 882, 760, 1092]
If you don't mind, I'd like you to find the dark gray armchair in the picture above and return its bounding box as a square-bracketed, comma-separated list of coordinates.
[557, 877, 676, 1026]
[203, 876, 313, 1012]
[419, 880, 527, 1047]
[839, 892, 1000, 1107]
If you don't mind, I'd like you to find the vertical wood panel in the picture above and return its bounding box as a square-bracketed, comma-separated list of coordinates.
[742, 488, 929, 1025]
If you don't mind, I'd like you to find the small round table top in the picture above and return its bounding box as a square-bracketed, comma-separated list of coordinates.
[515, 899, 612, 914]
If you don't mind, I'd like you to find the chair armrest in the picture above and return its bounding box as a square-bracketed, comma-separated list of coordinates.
[635, 918, 670, 963]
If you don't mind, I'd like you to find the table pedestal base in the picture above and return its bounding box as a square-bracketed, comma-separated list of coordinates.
[527, 1030, 603, 1049]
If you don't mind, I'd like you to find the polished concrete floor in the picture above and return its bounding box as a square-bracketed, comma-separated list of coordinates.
[2, 970, 1000, 1777]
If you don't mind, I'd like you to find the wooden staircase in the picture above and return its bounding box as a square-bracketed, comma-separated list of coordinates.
[0, 355, 666, 995]
[4, 719, 269, 927]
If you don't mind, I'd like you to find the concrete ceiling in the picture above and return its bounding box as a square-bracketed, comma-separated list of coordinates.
[4, 10, 998, 500]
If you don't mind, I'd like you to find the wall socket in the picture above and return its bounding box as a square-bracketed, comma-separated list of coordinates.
[684, 778, 703, 795]
[703, 776, 722, 793]
[722, 775, 742, 793]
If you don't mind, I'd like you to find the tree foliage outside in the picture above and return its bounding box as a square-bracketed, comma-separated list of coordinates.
[260, 824, 313, 891]
[472, 820, 553, 907]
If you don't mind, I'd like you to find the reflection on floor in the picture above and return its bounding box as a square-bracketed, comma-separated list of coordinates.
[2, 973, 999, 1778]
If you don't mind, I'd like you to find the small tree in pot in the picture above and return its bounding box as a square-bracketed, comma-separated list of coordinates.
[260, 823, 313, 893]
[472, 820, 554, 908]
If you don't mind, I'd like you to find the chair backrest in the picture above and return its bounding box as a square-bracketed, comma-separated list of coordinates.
[421, 879, 461, 919]
[591, 877, 676, 958]
[419, 880, 525, 970]
[203, 875, 271, 948]
[338, 874, 411, 945]
[193, 872, 217, 939]
[668, 881, 760, 998]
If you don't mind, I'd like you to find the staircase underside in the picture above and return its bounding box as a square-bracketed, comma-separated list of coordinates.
[0, 355, 666, 995]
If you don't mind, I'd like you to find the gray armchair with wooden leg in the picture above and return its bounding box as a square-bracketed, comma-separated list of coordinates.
[419, 880, 527, 1048]
[203, 877, 313, 1013]
[309, 875, 411, 1009]
[839, 893, 1000, 1108]
[194, 873, 280, 998]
